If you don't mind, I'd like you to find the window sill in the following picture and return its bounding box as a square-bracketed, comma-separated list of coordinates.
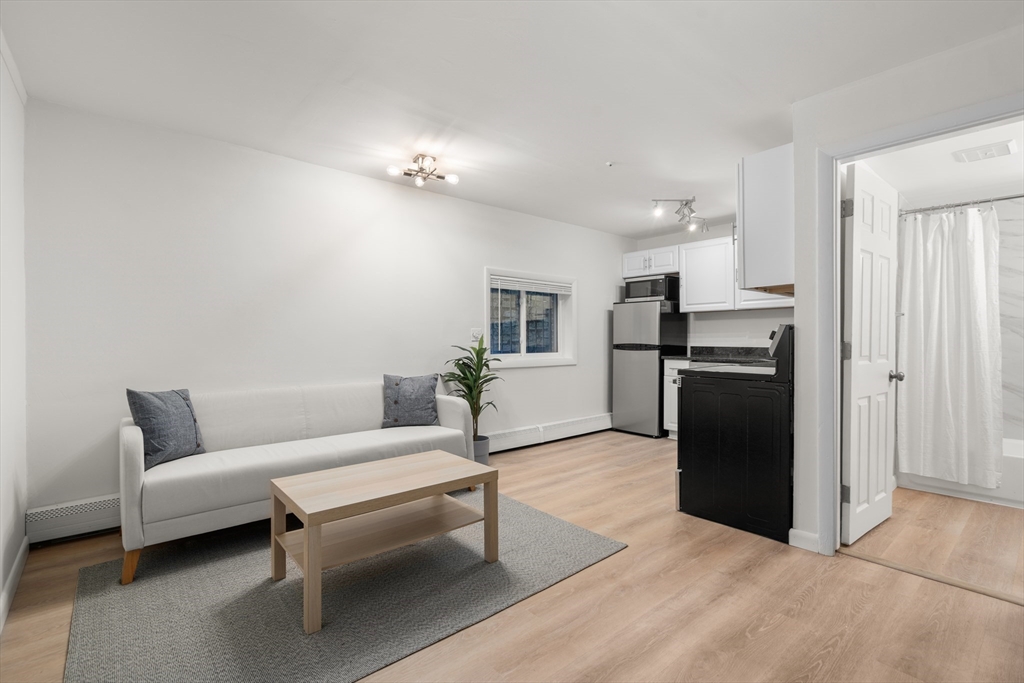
[491, 355, 577, 369]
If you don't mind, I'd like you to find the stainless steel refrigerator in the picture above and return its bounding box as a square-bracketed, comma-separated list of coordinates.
[612, 301, 687, 437]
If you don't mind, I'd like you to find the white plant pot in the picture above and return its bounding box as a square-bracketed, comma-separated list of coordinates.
[473, 436, 490, 466]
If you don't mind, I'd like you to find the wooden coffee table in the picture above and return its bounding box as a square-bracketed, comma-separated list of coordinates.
[269, 450, 499, 634]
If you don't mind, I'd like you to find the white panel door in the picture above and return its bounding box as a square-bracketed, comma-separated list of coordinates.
[841, 163, 899, 545]
[647, 245, 679, 274]
[679, 237, 735, 312]
[622, 250, 649, 278]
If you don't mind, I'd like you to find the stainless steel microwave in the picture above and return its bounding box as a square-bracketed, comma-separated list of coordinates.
[624, 274, 679, 302]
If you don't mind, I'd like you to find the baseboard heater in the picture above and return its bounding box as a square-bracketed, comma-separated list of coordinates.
[26, 494, 120, 543]
[488, 413, 611, 453]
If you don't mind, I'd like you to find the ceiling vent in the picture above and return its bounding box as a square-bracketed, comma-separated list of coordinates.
[951, 139, 1018, 163]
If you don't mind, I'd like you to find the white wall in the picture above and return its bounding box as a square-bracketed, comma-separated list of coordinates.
[0, 29, 29, 631]
[791, 25, 1024, 553]
[687, 309, 794, 349]
[638, 223, 794, 350]
[23, 101, 633, 510]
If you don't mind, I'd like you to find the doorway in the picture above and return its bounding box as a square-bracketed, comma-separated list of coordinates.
[837, 118, 1024, 604]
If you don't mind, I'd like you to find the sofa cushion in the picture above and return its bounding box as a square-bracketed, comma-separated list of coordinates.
[383, 374, 439, 428]
[126, 389, 206, 470]
[142, 425, 468, 523]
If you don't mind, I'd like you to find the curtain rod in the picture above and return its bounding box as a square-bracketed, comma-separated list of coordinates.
[898, 193, 1024, 217]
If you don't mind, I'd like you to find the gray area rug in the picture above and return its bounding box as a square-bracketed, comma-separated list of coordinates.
[65, 490, 625, 683]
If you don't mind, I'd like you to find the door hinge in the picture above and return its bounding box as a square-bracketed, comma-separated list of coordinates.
[841, 341, 852, 360]
[841, 199, 853, 219]
[841, 484, 850, 504]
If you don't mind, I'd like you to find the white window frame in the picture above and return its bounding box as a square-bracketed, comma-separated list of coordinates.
[484, 267, 577, 368]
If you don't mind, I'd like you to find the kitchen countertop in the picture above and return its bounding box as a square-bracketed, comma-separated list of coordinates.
[663, 346, 771, 363]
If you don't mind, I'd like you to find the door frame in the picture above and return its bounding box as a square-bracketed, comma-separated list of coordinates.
[821, 95, 1024, 553]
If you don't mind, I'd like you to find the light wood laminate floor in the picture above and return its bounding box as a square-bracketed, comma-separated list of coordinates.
[849, 486, 1024, 601]
[1, 431, 1022, 682]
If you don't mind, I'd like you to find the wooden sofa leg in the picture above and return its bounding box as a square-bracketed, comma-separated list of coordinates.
[468, 485, 477, 492]
[121, 549, 142, 585]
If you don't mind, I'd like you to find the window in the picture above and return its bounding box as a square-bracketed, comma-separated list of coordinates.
[485, 268, 577, 368]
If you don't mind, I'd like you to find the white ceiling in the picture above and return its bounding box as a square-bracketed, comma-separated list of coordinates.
[864, 120, 1024, 209]
[3, 1, 1023, 237]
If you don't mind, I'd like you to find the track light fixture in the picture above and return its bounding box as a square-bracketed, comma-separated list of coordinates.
[650, 197, 708, 231]
[386, 154, 459, 187]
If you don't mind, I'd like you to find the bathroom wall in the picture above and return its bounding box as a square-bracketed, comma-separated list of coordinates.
[999, 197, 1023, 441]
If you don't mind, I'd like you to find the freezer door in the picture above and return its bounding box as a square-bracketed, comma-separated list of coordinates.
[612, 301, 661, 346]
[612, 348, 661, 437]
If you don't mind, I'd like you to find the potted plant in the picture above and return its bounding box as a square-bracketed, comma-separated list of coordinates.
[442, 337, 501, 465]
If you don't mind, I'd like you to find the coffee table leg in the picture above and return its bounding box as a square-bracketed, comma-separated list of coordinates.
[271, 495, 286, 580]
[303, 524, 322, 634]
[484, 480, 498, 563]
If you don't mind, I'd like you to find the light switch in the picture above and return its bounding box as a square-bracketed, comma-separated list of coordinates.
[470, 328, 482, 342]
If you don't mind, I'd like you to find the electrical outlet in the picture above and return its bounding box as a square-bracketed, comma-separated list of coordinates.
[470, 328, 482, 342]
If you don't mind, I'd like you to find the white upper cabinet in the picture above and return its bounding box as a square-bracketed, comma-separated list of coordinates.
[622, 246, 679, 278]
[679, 237, 735, 312]
[733, 239, 794, 310]
[737, 142, 794, 294]
[622, 251, 649, 278]
[646, 245, 679, 274]
[735, 285, 795, 309]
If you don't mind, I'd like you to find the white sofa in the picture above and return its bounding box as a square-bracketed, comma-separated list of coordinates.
[119, 382, 473, 583]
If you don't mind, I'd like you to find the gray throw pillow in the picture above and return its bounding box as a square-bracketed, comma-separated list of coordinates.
[126, 388, 206, 470]
[383, 374, 439, 428]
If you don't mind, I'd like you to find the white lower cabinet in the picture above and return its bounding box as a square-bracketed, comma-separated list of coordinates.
[663, 359, 690, 439]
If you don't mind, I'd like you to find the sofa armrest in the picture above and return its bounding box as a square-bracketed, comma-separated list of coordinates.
[436, 395, 473, 459]
[119, 417, 145, 551]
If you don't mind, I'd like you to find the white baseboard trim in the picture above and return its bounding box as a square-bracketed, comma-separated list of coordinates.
[489, 413, 612, 453]
[1, 535, 29, 633]
[26, 494, 120, 543]
[788, 528, 819, 554]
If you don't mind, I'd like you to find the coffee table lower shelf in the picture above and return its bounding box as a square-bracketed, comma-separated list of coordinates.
[275, 494, 484, 573]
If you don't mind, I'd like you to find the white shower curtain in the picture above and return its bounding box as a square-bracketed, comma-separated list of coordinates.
[897, 207, 1003, 488]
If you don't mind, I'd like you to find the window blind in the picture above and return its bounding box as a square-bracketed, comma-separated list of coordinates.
[489, 275, 573, 296]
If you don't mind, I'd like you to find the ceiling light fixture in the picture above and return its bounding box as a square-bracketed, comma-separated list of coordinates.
[386, 154, 459, 187]
[651, 197, 708, 231]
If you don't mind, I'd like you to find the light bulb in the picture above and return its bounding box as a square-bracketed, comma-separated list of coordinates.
[445, 174, 459, 185]
[653, 203, 663, 217]
[422, 156, 434, 169]
[414, 176, 425, 187]
[386, 165, 400, 176]
[688, 220, 697, 232]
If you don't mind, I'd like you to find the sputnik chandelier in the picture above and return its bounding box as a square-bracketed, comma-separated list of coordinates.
[651, 196, 708, 232]
[386, 154, 459, 187]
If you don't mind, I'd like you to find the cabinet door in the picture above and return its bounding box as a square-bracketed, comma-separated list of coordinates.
[622, 250, 649, 279]
[735, 287, 795, 310]
[679, 237, 735, 312]
[647, 245, 679, 274]
[737, 142, 794, 291]
[677, 377, 792, 543]
[663, 375, 678, 433]
[734, 242, 794, 309]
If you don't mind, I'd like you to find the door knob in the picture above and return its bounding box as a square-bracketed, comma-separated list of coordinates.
[889, 370, 905, 382]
